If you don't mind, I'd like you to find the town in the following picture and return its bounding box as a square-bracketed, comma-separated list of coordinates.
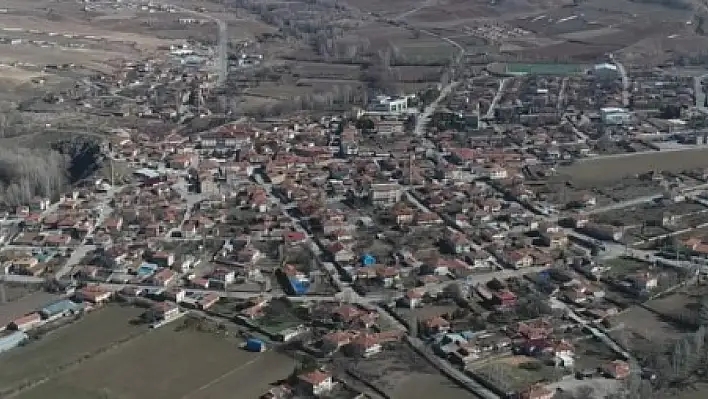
[2, 0, 708, 398]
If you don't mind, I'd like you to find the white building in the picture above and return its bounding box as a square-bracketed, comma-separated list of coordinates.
[593, 63, 619, 80]
[368, 95, 412, 114]
[600, 107, 631, 125]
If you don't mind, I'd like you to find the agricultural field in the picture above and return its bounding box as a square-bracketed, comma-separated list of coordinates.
[0, 305, 146, 395]
[560, 149, 708, 184]
[16, 320, 294, 399]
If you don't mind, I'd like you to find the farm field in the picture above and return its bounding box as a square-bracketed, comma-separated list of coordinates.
[559, 148, 708, 183]
[16, 323, 293, 399]
[0, 305, 146, 394]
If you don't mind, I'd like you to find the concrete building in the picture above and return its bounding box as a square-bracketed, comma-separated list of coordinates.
[600, 107, 631, 125]
[39, 299, 82, 320]
[0, 331, 28, 354]
[593, 63, 619, 81]
[368, 95, 411, 114]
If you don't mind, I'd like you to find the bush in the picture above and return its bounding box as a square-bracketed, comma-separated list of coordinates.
[519, 361, 543, 371]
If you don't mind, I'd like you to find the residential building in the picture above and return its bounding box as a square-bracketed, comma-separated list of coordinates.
[150, 301, 180, 321]
[0, 331, 29, 354]
[604, 360, 631, 379]
[8, 313, 42, 331]
[297, 370, 334, 396]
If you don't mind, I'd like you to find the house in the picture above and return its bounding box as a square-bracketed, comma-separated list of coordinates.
[423, 316, 451, 335]
[506, 249, 534, 269]
[626, 272, 658, 291]
[151, 251, 175, 268]
[348, 333, 382, 357]
[297, 370, 334, 396]
[8, 313, 42, 331]
[491, 290, 517, 308]
[39, 299, 82, 320]
[150, 301, 180, 321]
[445, 231, 472, 254]
[163, 288, 186, 303]
[322, 331, 354, 353]
[368, 183, 401, 207]
[519, 384, 554, 399]
[151, 268, 177, 287]
[604, 360, 630, 379]
[540, 231, 568, 248]
[197, 293, 219, 310]
[401, 289, 424, 308]
[76, 285, 112, 304]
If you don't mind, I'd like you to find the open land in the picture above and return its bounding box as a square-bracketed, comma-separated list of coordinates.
[559, 148, 708, 184]
[16, 321, 293, 399]
[0, 305, 147, 393]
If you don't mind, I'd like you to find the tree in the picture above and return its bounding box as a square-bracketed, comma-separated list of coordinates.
[698, 295, 708, 326]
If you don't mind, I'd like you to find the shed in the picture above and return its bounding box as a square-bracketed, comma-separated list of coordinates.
[245, 338, 266, 352]
[0, 331, 28, 353]
[361, 254, 376, 266]
[40, 299, 81, 319]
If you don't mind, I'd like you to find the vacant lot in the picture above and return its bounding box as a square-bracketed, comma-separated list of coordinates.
[610, 306, 688, 347]
[392, 373, 469, 399]
[344, 343, 450, 396]
[604, 257, 652, 278]
[0, 305, 146, 393]
[17, 324, 293, 399]
[472, 355, 565, 393]
[560, 149, 708, 184]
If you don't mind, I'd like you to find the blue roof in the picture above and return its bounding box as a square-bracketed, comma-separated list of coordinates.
[138, 263, 159, 276]
[41, 299, 81, 316]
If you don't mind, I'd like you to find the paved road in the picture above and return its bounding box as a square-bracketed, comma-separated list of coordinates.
[164, 3, 228, 85]
[483, 78, 509, 119]
[414, 81, 460, 136]
[54, 186, 120, 280]
[610, 54, 630, 107]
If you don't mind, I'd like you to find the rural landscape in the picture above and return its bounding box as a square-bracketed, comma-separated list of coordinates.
[3, 0, 708, 398]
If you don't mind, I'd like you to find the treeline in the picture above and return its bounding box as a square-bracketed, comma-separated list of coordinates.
[0, 147, 68, 206]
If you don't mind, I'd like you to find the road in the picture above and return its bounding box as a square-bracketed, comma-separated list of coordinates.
[558, 77, 568, 114]
[394, 0, 435, 21]
[586, 194, 663, 215]
[414, 81, 460, 136]
[55, 185, 120, 280]
[566, 115, 589, 142]
[166, 3, 228, 85]
[483, 78, 509, 120]
[610, 54, 629, 107]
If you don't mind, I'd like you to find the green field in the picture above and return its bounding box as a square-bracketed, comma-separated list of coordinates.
[505, 63, 586, 75]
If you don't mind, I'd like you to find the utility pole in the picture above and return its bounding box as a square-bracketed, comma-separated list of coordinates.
[110, 157, 114, 187]
[0, 278, 5, 304]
